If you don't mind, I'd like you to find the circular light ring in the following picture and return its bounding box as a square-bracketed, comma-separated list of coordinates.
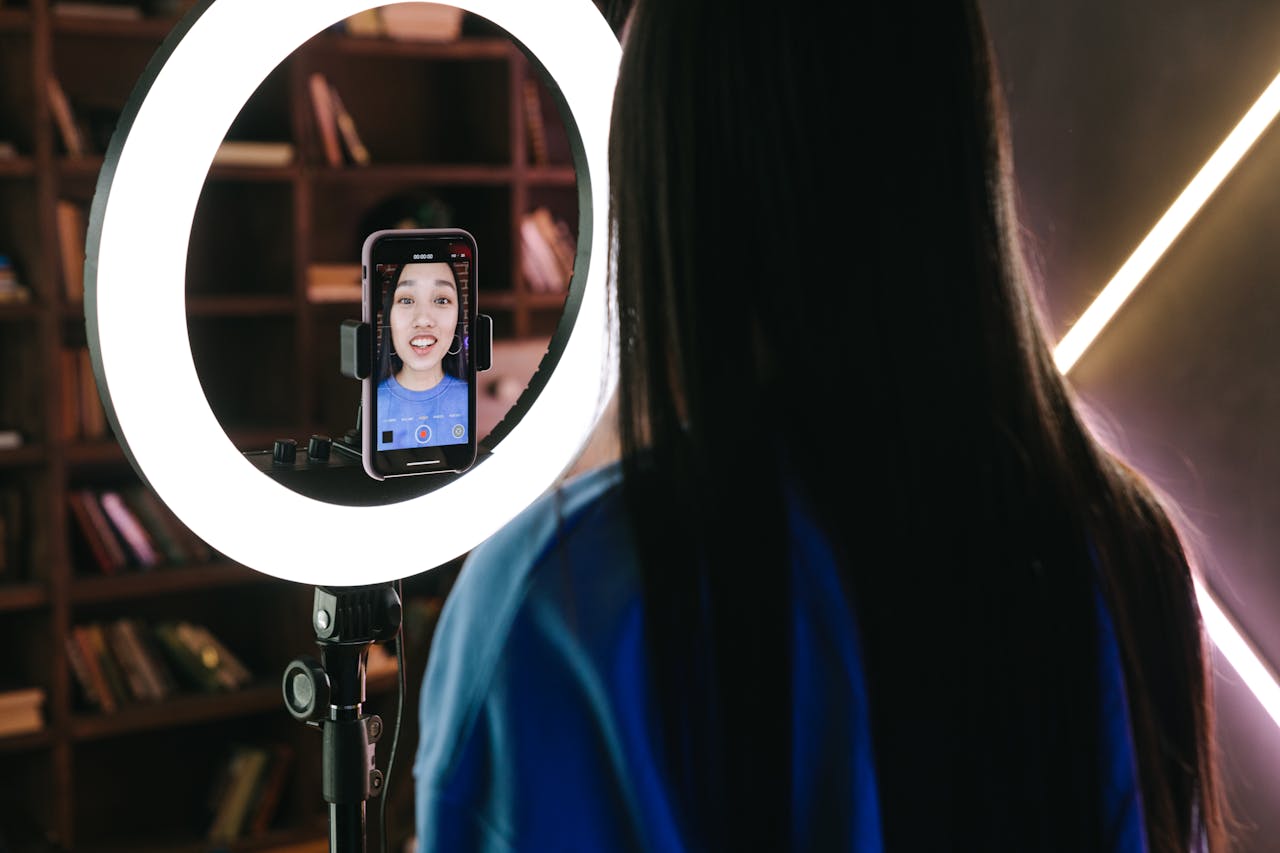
[87, 0, 620, 586]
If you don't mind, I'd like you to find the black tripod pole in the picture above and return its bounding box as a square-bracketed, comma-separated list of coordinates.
[283, 584, 402, 853]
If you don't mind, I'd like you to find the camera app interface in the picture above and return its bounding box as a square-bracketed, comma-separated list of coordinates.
[372, 244, 472, 451]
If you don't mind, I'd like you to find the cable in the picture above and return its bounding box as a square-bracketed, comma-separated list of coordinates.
[379, 577, 407, 853]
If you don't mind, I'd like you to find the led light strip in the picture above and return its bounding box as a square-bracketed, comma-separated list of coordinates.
[1053, 68, 1280, 724]
[1054, 67, 1280, 374]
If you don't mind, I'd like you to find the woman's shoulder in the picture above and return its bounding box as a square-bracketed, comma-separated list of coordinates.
[434, 462, 626, 646]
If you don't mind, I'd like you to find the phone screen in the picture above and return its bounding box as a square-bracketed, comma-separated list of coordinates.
[361, 228, 478, 479]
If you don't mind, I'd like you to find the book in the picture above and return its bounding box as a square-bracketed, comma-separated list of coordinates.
[99, 490, 160, 569]
[103, 618, 156, 702]
[105, 618, 173, 701]
[327, 81, 370, 166]
[207, 744, 271, 843]
[56, 200, 87, 302]
[523, 78, 550, 167]
[46, 75, 88, 158]
[120, 483, 212, 565]
[120, 484, 188, 566]
[76, 347, 108, 440]
[343, 8, 383, 36]
[174, 621, 252, 690]
[306, 263, 361, 303]
[0, 255, 31, 304]
[65, 631, 104, 711]
[69, 625, 118, 712]
[0, 687, 45, 738]
[379, 2, 464, 42]
[67, 488, 129, 575]
[212, 140, 295, 167]
[308, 72, 342, 168]
[59, 347, 79, 441]
[153, 621, 238, 693]
[246, 742, 294, 836]
[81, 622, 131, 708]
[519, 212, 566, 293]
[529, 206, 575, 281]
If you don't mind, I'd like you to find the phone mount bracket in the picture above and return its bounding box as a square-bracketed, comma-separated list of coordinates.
[340, 315, 493, 381]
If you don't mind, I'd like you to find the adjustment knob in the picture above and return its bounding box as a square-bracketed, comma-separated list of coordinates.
[307, 434, 332, 462]
[272, 438, 297, 465]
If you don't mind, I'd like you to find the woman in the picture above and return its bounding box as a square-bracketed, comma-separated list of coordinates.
[375, 261, 467, 449]
[414, 2, 1225, 850]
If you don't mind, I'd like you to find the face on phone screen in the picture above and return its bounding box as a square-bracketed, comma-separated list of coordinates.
[362, 229, 477, 479]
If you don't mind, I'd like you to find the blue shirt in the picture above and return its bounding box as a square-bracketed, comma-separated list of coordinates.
[376, 373, 468, 450]
[414, 462, 1147, 851]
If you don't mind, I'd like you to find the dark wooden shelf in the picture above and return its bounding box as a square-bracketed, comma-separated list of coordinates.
[0, 444, 45, 468]
[69, 561, 271, 605]
[309, 32, 514, 61]
[69, 681, 286, 741]
[0, 728, 52, 754]
[0, 156, 35, 177]
[311, 163, 515, 185]
[51, 13, 178, 40]
[186, 294, 295, 316]
[0, 8, 31, 32]
[0, 581, 49, 612]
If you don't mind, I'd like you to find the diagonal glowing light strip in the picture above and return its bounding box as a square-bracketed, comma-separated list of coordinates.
[1052, 66, 1280, 727]
[1054, 66, 1280, 374]
[1196, 582, 1280, 728]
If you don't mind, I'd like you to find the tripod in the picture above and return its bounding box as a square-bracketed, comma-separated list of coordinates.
[283, 584, 402, 853]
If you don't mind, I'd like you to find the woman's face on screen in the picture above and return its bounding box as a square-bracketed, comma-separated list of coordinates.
[390, 262, 459, 388]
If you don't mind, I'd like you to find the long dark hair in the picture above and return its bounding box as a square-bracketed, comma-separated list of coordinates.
[607, 1, 1223, 850]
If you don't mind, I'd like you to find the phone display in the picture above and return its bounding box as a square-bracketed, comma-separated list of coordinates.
[361, 228, 478, 480]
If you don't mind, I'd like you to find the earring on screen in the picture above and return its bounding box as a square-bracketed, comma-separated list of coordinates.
[448, 335, 462, 355]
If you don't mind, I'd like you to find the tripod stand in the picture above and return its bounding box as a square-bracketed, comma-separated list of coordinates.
[282, 584, 402, 853]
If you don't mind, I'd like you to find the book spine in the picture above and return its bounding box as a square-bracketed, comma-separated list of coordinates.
[308, 72, 343, 167]
[65, 630, 105, 711]
[77, 346, 107, 440]
[120, 485, 187, 566]
[82, 622, 131, 708]
[246, 742, 294, 836]
[70, 625, 117, 713]
[104, 618, 155, 702]
[327, 82, 370, 166]
[68, 489, 126, 575]
[55, 200, 86, 302]
[99, 490, 160, 569]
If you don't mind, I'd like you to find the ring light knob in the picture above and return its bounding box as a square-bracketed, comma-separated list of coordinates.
[272, 438, 297, 465]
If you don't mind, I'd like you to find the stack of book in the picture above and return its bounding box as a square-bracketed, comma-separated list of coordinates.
[306, 263, 362, 303]
[67, 483, 213, 575]
[0, 686, 45, 738]
[519, 207, 576, 294]
[0, 255, 30, 304]
[66, 618, 253, 713]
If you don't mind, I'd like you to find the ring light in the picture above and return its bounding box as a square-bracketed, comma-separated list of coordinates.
[86, 0, 620, 586]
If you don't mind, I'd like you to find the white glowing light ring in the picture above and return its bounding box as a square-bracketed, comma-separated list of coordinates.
[89, 0, 619, 585]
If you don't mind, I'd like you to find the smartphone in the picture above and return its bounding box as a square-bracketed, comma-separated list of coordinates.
[361, 228, 478, 480]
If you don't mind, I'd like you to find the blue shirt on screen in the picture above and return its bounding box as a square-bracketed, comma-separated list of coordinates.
[376, 373, 468, 450]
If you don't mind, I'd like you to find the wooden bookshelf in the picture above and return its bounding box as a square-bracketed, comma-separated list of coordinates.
[0, 2, 582, 849]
